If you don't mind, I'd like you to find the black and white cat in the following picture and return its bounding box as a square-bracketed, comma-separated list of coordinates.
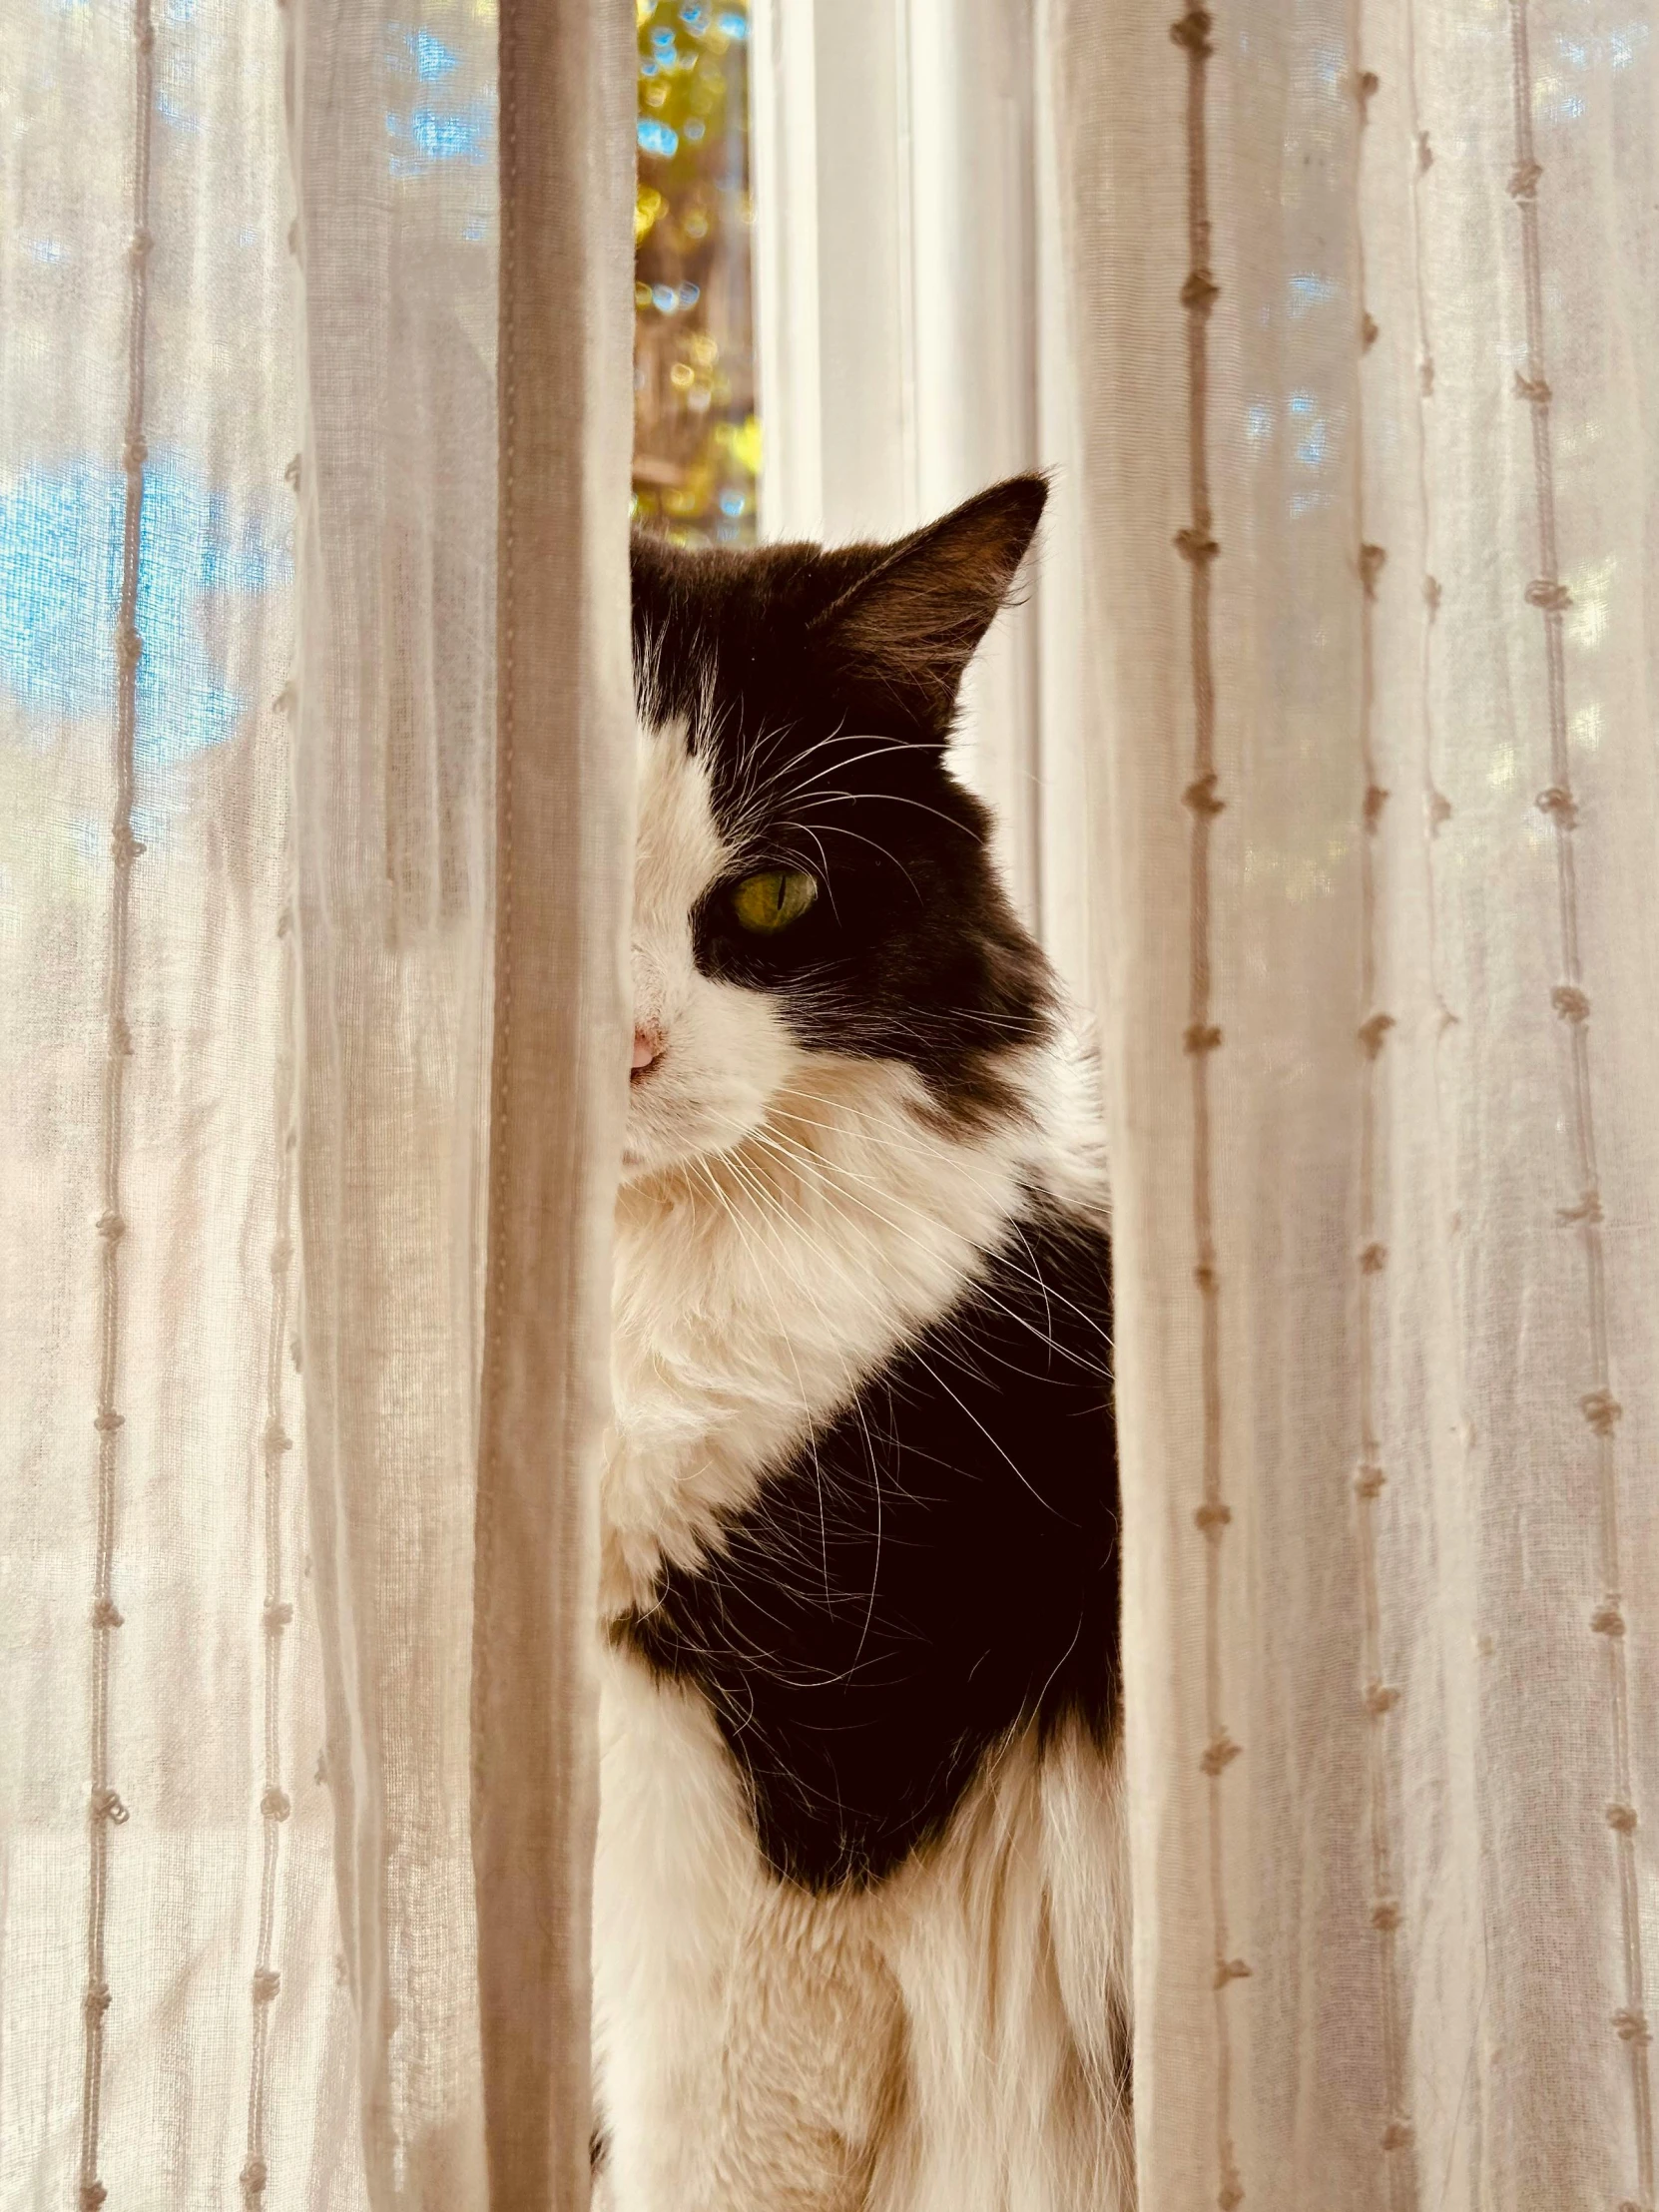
[595, 476, 1130, 2212]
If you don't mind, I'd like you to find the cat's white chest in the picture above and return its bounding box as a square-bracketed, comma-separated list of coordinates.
[601, 1206, 876, 1609]
[600, 1077, 1034, 1611]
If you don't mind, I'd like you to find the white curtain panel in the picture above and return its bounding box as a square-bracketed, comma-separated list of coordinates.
[1, 0, 634, 2203]
[1052, 0, 1659, 2205]
[0, 0, 356, 2201]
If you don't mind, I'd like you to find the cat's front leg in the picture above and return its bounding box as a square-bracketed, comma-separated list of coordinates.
[593, 1646, 900, 2211]
[594, 1647, 741, 2210]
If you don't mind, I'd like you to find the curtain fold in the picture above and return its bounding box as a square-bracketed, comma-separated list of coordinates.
[1052, 0, 1659, 2204]
[473, 4, 635, 2206]
[284, 0, 501, 2187]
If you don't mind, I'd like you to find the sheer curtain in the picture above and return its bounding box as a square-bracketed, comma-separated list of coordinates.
[1050, 0, 1659, 2203]
[1, 0, 356, 2200]
[11, 0, 1659, 2204]
[2, 0, 633, 2206]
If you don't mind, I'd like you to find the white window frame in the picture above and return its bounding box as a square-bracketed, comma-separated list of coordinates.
[748, 0, 1090, 999]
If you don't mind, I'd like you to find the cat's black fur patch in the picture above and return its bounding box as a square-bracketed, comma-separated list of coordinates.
[621, 1207, 1119, 1893]
[631, 477, 1054, 1128]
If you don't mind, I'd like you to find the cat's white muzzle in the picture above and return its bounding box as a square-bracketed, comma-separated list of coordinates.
[621, 969, 799, 1183]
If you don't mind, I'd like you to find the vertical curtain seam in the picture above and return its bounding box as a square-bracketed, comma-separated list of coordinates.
[1349, 41, 1416, 2201]
[79, 0, 158, 2200]
[1503, 4, 1658, 2200]
[1169, 7, 1245, 2209]
[476, 6, 632, 2205]
[487, 0, 519, 1470]
[240, 846, 301, 2210]
[1400, 0, 1488, 2189]
[478, 0, 524, 2191]
[1401, 0, 1464, 1454]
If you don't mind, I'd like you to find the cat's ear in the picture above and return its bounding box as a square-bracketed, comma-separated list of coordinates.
[807, 474, 1047, 736]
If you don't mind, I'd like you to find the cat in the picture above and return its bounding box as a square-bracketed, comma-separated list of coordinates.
[594, 474, 1131, 2212]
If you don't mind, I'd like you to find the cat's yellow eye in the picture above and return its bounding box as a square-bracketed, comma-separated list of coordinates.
[731, 868, 818, 935]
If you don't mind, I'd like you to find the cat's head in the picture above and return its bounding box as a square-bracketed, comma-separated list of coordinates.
[624, 474, 1054, 1183]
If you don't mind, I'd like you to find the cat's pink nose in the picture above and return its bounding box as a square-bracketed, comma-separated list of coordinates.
[631, 1024, 664, 1076]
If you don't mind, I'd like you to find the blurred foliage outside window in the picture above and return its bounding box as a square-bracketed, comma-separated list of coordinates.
[633, 0, 759, 546]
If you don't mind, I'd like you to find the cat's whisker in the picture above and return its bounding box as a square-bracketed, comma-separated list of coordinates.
[738, 714, 852, 792]
[715, 714, 861, 836]
[703, 1123, 1066, 1521]
[786, 821, 925, 894]
[693, 1146, 873, 1597]
[796, 787, 987, 841]
[777, 736, 927, 798]
[742, 1119, 1107, 1359]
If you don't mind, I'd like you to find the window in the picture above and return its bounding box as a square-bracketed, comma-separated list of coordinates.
[632, 2, 759, 546]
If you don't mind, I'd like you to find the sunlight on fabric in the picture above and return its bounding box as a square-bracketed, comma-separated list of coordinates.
[0, 456, 288, 756]
[0, 0, 360, 2199]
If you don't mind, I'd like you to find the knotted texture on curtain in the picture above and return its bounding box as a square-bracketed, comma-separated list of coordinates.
[1052, 0, 1659, 2203]
[1, 0, 352, 2199]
